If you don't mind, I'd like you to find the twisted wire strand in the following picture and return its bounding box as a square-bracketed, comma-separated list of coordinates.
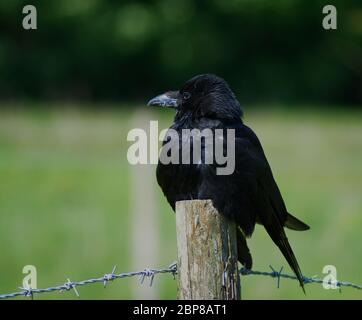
[1, 262, 361, 299]
[240, 265, 362, 291]
[0, 262, 177, 299]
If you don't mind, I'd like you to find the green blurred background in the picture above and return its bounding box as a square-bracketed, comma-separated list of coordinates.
[0, 1, 361, 299]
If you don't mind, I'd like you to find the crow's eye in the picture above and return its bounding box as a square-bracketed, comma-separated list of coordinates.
[182, 92, 191, 100]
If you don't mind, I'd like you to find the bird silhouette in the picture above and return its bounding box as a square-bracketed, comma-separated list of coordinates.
[148, 74, 309, 292]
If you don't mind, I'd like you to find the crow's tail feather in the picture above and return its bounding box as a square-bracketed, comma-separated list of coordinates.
[265, 224, 305, 293]
[285, 213, 310, 231]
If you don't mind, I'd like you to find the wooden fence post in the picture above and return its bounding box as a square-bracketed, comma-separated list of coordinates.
[175, 199, 240, 300]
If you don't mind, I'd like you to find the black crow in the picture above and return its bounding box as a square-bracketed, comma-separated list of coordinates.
[148, 74, 309, 291]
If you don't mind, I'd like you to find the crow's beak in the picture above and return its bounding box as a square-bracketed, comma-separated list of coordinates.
[147, 91, 179, 108]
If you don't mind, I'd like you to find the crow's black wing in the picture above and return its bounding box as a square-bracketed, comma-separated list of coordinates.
[241, 125, 309, 231]
[238, 124, 307, 290]
[196, 123, 306, 289]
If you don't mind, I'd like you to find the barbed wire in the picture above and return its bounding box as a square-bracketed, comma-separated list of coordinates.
[1, 262, 361, 299]
[0, 262, 177, 300]
[240, 265, 362, 292]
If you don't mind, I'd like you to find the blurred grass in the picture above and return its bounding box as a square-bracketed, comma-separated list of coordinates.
[0, 106, 361, 299]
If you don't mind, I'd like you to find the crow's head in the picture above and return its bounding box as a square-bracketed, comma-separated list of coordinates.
[148, 74, 242, 120]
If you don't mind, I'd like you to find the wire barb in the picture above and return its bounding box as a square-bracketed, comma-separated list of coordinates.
[63, 279, 80, 297]
[19, 286, 33, 299]
[269, 265, 284, 288]
[168, 261, 177, 279]
[103, 266, 117, 288]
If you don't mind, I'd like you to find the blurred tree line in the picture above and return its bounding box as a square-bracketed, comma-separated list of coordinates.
[0, 0, 361, 106]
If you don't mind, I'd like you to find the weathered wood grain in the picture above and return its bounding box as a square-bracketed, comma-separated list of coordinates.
[176, 200, 240, 300]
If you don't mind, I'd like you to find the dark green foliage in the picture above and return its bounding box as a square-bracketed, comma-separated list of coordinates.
[0, 0, 361, 105]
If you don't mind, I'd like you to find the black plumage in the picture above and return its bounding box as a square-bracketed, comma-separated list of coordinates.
[148, 74, 309, 291]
